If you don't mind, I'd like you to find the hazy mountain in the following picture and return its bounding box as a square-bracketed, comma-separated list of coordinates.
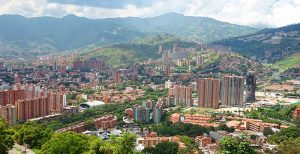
[0, 13, 257, 55]
[109, 12, 257, 42]
[212, 23, 300, 62]
[0, 14, 145, 55]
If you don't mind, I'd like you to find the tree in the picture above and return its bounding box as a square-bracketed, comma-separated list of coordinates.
[117, 132, 137, 154]
[153, 141, 179, 154]
[14, 122, 52, 149]
[263, 127, 274, 137]
[180, 136, 195, 153]
[250, 135, 257, 140]
[142, 147, 155, 154]
[268, 126, 300, 144]
[218, 137, 257, 154]
[41, 132, 94, 154]
[85, 119, 96, 131]
[0, 118, 15, 153]
[278, 137, 300, 154]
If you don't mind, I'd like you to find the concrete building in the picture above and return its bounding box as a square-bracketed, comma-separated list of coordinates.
[152, 101, 164, 124]
[169, 85, 192, 107]
[183, 114, 217, 127]
[245, 71, 256, 102]
[133, 105, 151, 123]
[114, 69, 122, 83]
[94, 115, 117, 129]
[137, 136, 182, 148]
[194, 55, 205, 66]
[221, 75, 244, 107]
[142, 100, 154, 109]
[0, 104, 17, 125]
[198, 78, 220, 109]
[73, 59, 105, 70]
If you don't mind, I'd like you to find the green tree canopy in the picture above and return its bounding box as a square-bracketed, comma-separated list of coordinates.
[0, 118, 15, 153]
[268, 126, 300, 144]
[278, 137, 300, 154]
[14, 122, 52, 149]
[153, 141, 179, 154]
[263, 127, 274, 137]
[41, 132, 96, 154]
[218, 137, 257, 154]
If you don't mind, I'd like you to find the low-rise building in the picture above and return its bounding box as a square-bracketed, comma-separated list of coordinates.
[195, 136, 212, 149]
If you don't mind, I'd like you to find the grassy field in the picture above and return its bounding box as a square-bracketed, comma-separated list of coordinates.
[184, 107, 215, 114]
[274, 54, 300, 71]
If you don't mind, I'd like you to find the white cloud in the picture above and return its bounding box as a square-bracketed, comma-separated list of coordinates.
[0, 0, 299, 28]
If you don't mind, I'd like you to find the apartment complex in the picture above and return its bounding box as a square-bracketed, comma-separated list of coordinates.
[183, 114, 217, 127]
[133, 105, 151, 123]
[114, 69, 122, 83]
[198, 78, 220, 109]
[169, 85, 192, 107]
[0, 104, 17, 125]
[73, 59, 105, 70]
[221, 75, 244, 107]
[57, 115, 117, 133]
[16, 97, 50, 122]
[0, 84, 66, 124]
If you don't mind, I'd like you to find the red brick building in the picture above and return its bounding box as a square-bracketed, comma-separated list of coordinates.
[195, 136, 212, 148]
[16, 97, 50, 122]
[198, 78, 220, 109]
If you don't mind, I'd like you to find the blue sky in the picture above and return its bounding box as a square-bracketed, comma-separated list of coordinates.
[0, 0, 299, 28]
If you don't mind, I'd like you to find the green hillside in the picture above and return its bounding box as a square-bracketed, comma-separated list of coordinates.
[76, 34, 198, 67]
[213, 23, 300, 62]
[0, 13, 256, 55]
[274, 54, 300, 71]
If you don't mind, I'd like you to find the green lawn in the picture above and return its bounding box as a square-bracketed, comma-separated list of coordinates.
[274, 54, 300, 71]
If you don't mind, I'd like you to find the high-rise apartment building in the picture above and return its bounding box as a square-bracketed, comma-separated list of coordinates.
[16, 97, 50, 122]
[133, 105, 151, 123]
[221, 75, 244, 107]
[245, 71, 256, 102]
[198, 78, 220, 109]
[153, 105, 163, 124]
[114, 69, 122, 83]
[142, 100, 154, 109]
[73, 59, 105, 70]
[195, 55, 205, 66]
[169, 85, 192, 107]
[0, 104, 17, 125]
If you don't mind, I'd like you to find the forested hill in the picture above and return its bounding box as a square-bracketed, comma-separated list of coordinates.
[0, 13, 256, 55]
[212, 23, 300, 62]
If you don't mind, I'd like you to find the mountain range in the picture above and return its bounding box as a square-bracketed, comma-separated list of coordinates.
[0, 13, 257, 55]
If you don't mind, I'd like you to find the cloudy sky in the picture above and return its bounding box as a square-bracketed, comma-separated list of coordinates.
[0, 0, 299, 28]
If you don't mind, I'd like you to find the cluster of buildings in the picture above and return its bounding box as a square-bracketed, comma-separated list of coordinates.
[126, 97, 175, 124]
[166, 73, 256, 109]
[168, 85, 193, 107]
[56, 115, 117, 133]
[0, 84, 67, 125]
[136, 132, 186, 150]
[73, 58, 105, 70]
[198, 75, 246, 108]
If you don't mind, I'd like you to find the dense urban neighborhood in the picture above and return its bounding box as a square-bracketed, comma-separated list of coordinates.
[0, 1, 300, 154]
